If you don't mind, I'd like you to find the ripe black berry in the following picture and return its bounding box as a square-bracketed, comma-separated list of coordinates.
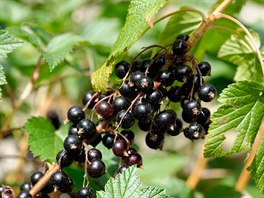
[135, 76, 154, 93]
[112, 96, 130, 113]
[174, 65, 193, 82]
[77, 186, 94, 198]
[132, 102, 153, 120]
[77, 119, 97, 140]
[167, 86, 183, 102]
[63, 135, 82, 154]
[157, 69, 175, 86]
[112, 140, 128, 157]
[90, 134, 102, 147]
[118, 164, 129, 173]
[154, 110, 176, 130]
[115, 61, 130, 79]
[121, 129, 135, 144]
[102, 133, 115, 149]
[138, 118, 152, 131]
[67, 106, 85, 124]
[130, 71, 145, 85]
[167, 118, 183, 136]
[72, 148, 86, 163]
[68, 125, 78, 136]
[183, 100, 201, 118]
[147, 90, 164, 106]
[82, 91, 97, 108]
[197, 107, 211, 125]
[87, 148, 102, 161]
[50, 171, 73, 193]
[198, 61, 211, 76]
[127, 153, 142, 167]
[20, 182, 32, 192]
[95, 101, 114, 119]
[172, 39, 188, 56]
[198, 84, 217, 102]
[176, 34, 189, 41]
[119, 81, 137, 98]
[31, 171, 44, 186]
[145, 130, 164, 150]
[17, 191, 32, 198]
[184, 122, 205, 140]
[116, 110, 135, 129]
[87, 159, 105, 178]
[56, 150, 73, 168]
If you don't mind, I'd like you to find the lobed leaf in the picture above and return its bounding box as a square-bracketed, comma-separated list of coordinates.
[218, 29, 263, 83]
[248, 136, 264, 193]
[0, 30, 23, 59]
[91, 0, 168, 92]
[23, 117, 68, 162]
[96, 166, 170, 198]
[204, 81, 264, 158]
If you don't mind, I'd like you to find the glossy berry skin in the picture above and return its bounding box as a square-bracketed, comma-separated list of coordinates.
[88, 159, 105, 178]
[172, 39, 188, 56]
[77, 187, 94, 198]
[118, 165, 129, 173]
[116, 110, 135, 129]
[130, 71, 145, 85]
[157, 69, 175, 87]
[167, 118, 183, 136]
[174, 65, 193, 82]
[63, 135, 82, 154]
[67, 106, 85, 124]
[184, 122, 205, 140]
[77, 119, 97, 140]
[90, 134, 102, 147]
[181, 110, 193, 123]
[31, 171, 44, 186]
[147, 90, 164, 106]
[198, 84, 217, 102]
[112, 96, 130, 113]
[82, 91, 97, 108]
[197, 107, 211, 125]
[138, 119, 152, 131]
[127, 153, 142, 167]
[168, 86, 183, 102]
[135, 76, 154, 93]
[145, 131, 164, 150]
[87, 148, 102, 161]
[121, 130, 135, 144]
[72, 148, 86, 163]
[17, 191, 32, 198]
[95, 101, 114, 119]
[198, 61, 211, 76]
[112, 140, 128, 157]
[115, 61, 130, 79]
[50, 171, 73, 193]
[183, 100, 202, 118]
[20, 182, 32, 192]
[132, 102, 153, 120]
[119, 81, 137, 98]
[68, 125, 78, 136]
[185, 74, 204, 93]
[176, 34, 189, 41]
[56, 150, 73, 168]
[102, 133, 115, 149]
[154, 110, 176, 130]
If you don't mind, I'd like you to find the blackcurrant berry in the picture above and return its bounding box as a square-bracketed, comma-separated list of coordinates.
[167, 86, 183, 102]
[147, 90, 164, 106]
[119, 81, 137, 98]
[127, 152, 142, 167]
[198, 84, 217, 102]
[50, 171, 73, 193]
[17, 191, 32, 198]
[198, 61, 211, 76]
[176, 34, 189, 41]
[82, 91, 97, 108]
[63, 135, 82, 154]
[115, 61, 130, 79]
[197, 107, 211, 125]
[67, 106, 85, 124]
[132, 102, 153, 120]
[140, 58, 151, 72]
[72, 147, 86, 163]
[112, 96, 130, 113]
[121, 129, 135, 144]
[31, 171, 44, 186]
[135, 76, 154, 93]
[174, 65, 193, 82]
[185, 74, 204, 93]
[172, 39, 188, 56]
[56, 150, 73, 168]
[95, 101, 113, 119]
[77, 119, 97, 140]
[116, 110, 135, 129]
[157, 69, 175, 87]
[145, 130, 164, 150]
[167, 118, 183, 136]
[77, 186, 94, 198]
[130, 71, 145, 85]
[87, 159, 105, 178]
[183, 100, 201, 118]
[138, 118, 152, 131]
[181, 110, 193, 123]
[87, 148, 102, 161]
[20, 182, 32, 192]
[184, 122, 205, 140]
[90, 134, 102, 147]
[118, 164, 129, 173]
[102, 133, 115, 149]
[68, 125, 78, 136]
[154, 110, 176, 130]
[112, 140, 128, 157]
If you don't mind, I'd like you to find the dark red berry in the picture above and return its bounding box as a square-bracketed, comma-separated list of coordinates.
[77, 186, 94, 198]
[87, 159, 105, 178]
[87, 148, 102, 161]
[95, 101, 113, 119]
[127, 153, 142, 167]
[112, 140, 128, 157]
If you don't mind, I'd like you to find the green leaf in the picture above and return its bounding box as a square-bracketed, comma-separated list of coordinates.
[204, 81, 264, 158]
[204, 185, 242, 198]
[96, 166, 170, 198]
[0, 64, 7, 100]
[218, 29, 263, 83]
[91, 0, 168, 92]
[0, 30, 23, 59]
[42, 33, 90, 71]
[23, 117, 68, 162]
[248, 136, 264, 193]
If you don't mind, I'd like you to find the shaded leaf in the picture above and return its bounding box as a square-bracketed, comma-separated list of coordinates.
[0, 30, 23, 59]
[24, 117, 68, 162]
[91, 0, 168, 92]
[248, 136, 264, 193]
[204, 81, 264, 157]
[140, 186, 171, 198]
[218, 29, 263, 83]
[0, 64, 7, 100]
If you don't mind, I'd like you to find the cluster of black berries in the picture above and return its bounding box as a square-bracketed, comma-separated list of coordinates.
[15, 34, 216, 197]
